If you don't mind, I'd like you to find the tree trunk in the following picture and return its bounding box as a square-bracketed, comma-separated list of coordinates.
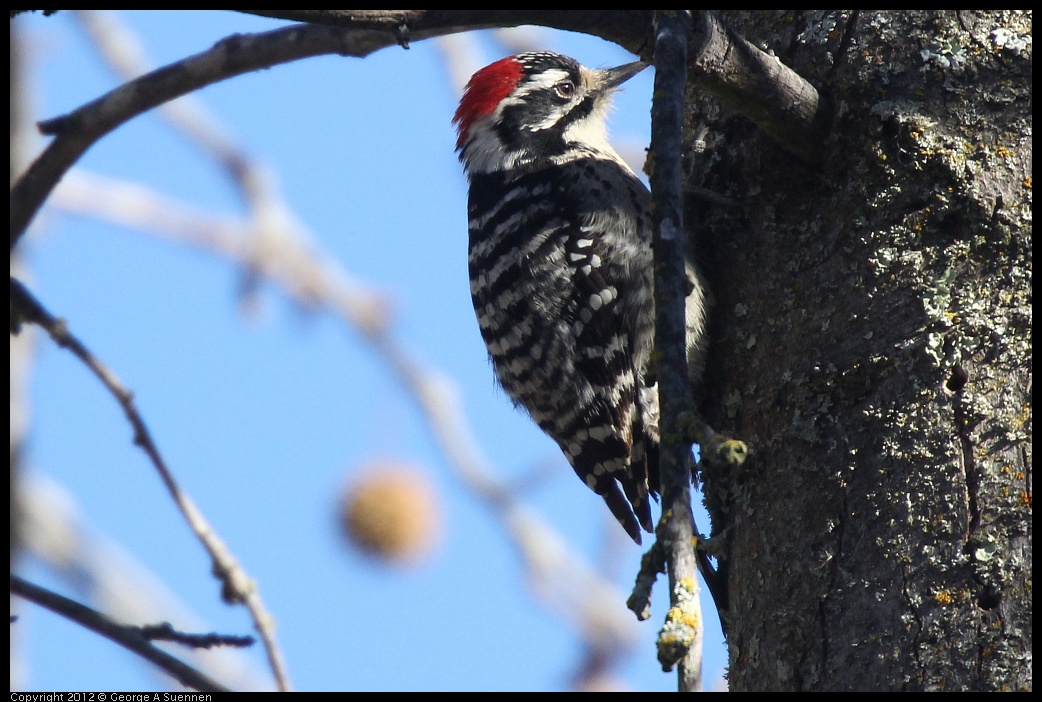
[689, 11, 1031, 691]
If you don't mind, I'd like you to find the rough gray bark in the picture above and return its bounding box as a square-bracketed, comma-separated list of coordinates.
[688, 10, 1031, 691]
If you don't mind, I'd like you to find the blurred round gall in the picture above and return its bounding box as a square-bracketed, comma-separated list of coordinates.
[339, 461, 441, 565]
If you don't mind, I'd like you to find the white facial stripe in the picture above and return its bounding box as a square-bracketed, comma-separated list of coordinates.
[509, 69, 581, 132]
[511, 69, 572, 99]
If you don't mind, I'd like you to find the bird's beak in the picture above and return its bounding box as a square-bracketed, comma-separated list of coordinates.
[599, 60, 648, 90]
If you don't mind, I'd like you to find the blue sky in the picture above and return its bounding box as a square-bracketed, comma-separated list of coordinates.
[12, 10, 727, 692]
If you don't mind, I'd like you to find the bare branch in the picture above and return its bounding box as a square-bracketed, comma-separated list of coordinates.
[627, 541, 665, 621]
[10, 22, 379, 252]
[649, 11, 704, 692]
[11, 575, 231, 693]
[138, 622, 255, 650]
[8, 278, 292, 692]
[688, 11, 830, 163]
[17, 474, 273, 690]
[242, 10, 655, 55]
[72, 9, 319, 314]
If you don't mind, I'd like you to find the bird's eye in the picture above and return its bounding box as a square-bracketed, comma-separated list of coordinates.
[554, 81, 575, 99]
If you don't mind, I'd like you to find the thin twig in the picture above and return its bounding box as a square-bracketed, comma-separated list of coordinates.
[627, 541, 665, 621]
[11, 575, 231, 693]
[649, 11, 704, 692]
[139, 621, 255, 650]
[9, 278, 292, 692]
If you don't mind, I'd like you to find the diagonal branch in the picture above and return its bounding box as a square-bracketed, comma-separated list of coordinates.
[10, 22, 383, 252]
[243, 10, 655, 55]
[9, 278, 292, 692]
[11, 575, 231, 693]
[688, 11, 830, 163]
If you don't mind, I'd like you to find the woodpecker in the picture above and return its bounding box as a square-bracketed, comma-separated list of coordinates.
[454, 52, 707, 544]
